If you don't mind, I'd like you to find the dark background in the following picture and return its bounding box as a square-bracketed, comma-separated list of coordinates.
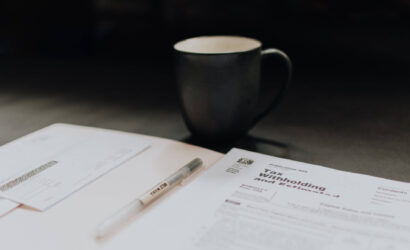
[0, 0, 409, 179]
[1, 0, 410, 80]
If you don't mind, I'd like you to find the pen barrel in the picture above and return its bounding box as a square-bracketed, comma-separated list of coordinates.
[139, 169, 187, 205]
[96, 199, 143, 238]
[139, 158, 202, 205]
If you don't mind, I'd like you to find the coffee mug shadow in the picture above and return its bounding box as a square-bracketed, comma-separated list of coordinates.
[182, 134, 291, 158]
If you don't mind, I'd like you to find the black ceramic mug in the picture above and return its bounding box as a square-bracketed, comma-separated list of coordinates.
[174, 36, 292, 143]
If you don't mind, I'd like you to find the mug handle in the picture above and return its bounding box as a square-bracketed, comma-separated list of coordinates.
[252, 48, 293, 126]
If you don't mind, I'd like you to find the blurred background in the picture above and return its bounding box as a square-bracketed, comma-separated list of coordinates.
[1, 0, 409, 83]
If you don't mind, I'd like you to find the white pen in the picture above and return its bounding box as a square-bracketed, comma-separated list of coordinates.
[96, 157, 203, 238]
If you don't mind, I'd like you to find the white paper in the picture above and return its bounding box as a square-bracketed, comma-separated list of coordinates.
[104, 148, 410, 250]
[0, 199, 19, 216]
[0, 124, 150, 211]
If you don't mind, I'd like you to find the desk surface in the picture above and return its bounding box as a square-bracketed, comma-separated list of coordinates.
[0, 58, 409, 182]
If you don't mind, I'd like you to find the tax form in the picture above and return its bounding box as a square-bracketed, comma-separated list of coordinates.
[104, 148, 410, 250]
[0, 124, 149, 212]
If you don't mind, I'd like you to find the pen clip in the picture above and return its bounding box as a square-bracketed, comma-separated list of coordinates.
[180, 164, 204, 186]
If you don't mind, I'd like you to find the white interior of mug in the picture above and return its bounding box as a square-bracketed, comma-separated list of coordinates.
[174, 36, 261, 54]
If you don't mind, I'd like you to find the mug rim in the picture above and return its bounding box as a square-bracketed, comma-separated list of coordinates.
[174, 35, 262, 55]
